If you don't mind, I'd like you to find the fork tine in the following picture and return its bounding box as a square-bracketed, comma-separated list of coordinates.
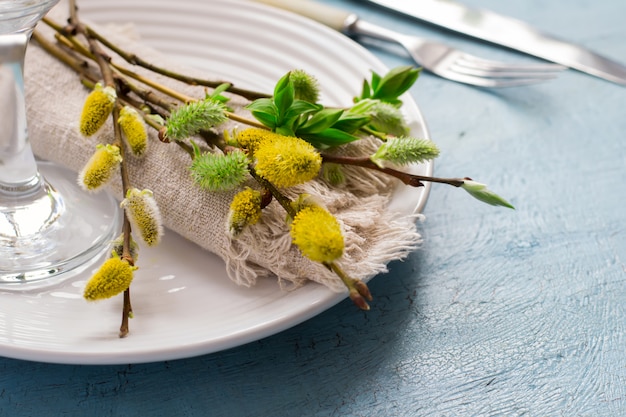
[457, 54, 566, 73]
[451, 64, 562, 80]
[447, 53, 564, 85]
[441, 71, 559, 88]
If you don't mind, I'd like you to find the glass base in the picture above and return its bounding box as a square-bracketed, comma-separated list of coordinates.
[0, 161, 121, 288]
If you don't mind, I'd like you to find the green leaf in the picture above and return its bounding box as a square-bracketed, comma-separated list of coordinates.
[275, 124, 295, 137]
[282, 100, 321, 121]
[297, 108, 345, 134]
[370, 71, 381, 93]
[246, 98, 277, 114]
[302, 128, 360, 148]
[246, 98, 278, 128]
[279, 100, 321, 133]
[359, 79, 371, 100]
[208, 83, 231, 103]
[273, 72, 294, 119]
[330, 113, 370, 134]
[372, 66, 420, 102]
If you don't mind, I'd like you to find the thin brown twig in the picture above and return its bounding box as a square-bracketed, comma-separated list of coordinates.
[321, 153, 464, 188]
[82, 23, 269, 101]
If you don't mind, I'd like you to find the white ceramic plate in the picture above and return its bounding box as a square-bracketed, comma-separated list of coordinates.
[0, 0, 431, 364]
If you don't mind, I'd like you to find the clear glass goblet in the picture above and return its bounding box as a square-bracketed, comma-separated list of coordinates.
[0, 0, 120, 286]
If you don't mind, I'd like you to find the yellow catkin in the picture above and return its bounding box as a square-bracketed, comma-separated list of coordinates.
[235, 128, 277, 152]
[290, 205, 344, 263]
[228, 187, 262, 235]
[118, 106, 148, 156]
[79, 85, 116, 137]
[83, 255, 136, 301]
[78, 144, 122, 191]
[120, 188, 163, 247]
[254, 133, 322, 188]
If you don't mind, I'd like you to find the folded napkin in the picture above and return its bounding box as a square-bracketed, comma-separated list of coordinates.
[24, 7, 422, 292]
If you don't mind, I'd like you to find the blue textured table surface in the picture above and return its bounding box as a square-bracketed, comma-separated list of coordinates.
[2, 0, 626, 416]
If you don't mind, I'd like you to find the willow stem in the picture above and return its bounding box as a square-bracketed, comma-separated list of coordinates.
[248, 168, 296, 218]
[82, 23, 268, 100]
[321, 153, 465, 188]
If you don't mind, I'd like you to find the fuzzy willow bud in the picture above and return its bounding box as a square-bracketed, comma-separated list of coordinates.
[227, 187, 263, 236]
[370, 136, 440, 168]
[290, 205, 344, 263]
[254, 133, 322, 188]
[118, 106, 148, 157]
[120, 188, 164, 247]
[165, 98, 227, 141]
[79, 84, 116, 137]
[235, 128, 273, 153]
[290, 69, 320, 103]
[78, 144, 122, 191]
[190, 150, 250, 192]
[83, 254, 137, 301]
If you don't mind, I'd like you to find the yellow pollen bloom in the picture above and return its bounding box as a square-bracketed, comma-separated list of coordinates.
[120, 188, 163, 247]
[79, 84, 116, 137]
[78, 144, 122, 191]
[235, 128, 280, 153]
[254, 133, 322, 188]
[228, 187, 262, 236]
[290, 205, 344, 263]
[118, 106, 148, 157]
[83, 254, 137, 301]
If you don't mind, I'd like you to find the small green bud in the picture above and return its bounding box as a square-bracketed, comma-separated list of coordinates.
[290, 69, 320, 103]
[190, 150, 250, 191]
[371, 136, 439, 168]
[350, 98, 409, 137]
[320, 163, 345, 186]
[165, 98, 227, 141]
[461, 179, 515, 209]
[110, 233, 139, 262]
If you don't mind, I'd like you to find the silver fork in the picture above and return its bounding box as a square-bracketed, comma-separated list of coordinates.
[253, 0, 565, 87]
[345, 16, 565, 87]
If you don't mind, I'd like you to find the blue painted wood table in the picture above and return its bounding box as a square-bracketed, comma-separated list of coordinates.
[1, 0, 625, 415]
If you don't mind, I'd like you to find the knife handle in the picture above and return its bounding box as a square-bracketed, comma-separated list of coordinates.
[251, 0, 353, 32]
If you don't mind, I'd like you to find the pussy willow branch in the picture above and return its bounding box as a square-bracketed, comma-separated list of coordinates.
[37, 9, 408, 311]
[44, 16, 268, 130]
[68, 0, 136, 337]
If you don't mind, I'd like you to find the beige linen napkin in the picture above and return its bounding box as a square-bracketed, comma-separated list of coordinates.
[24, 8, 423, 293]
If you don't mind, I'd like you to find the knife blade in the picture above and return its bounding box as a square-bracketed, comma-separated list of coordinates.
[365, 0, 626, 86]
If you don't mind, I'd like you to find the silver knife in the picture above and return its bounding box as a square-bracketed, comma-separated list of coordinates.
[366, 0, 626, 86]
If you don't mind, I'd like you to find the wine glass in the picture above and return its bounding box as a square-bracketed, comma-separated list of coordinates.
[0, 0, 120, 286]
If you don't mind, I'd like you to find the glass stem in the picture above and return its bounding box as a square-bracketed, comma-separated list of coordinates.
[0, 32, 40, 193]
